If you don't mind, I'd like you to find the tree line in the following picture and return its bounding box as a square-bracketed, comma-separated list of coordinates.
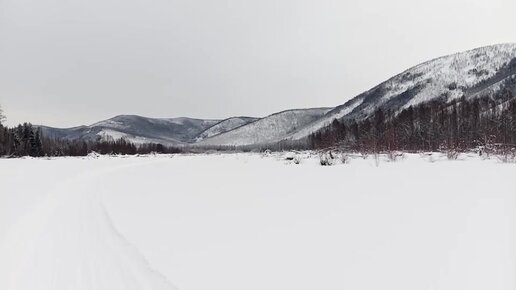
[0, 107, 182, 157]
[4, 87, 516, 157]
[309, 88, 516, 153]
[0, 122, 44, 157]
[0, 125, 182, 157]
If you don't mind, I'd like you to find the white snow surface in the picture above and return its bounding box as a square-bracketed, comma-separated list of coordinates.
[97, 128, 128, 140]
[1, 153, 515, 290]
[0, 159, 177, 290]
[387, 43, 516, 108]
[96, 129, 181, 145]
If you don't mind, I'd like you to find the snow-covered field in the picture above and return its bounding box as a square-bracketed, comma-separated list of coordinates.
[1, 153, 515, 290]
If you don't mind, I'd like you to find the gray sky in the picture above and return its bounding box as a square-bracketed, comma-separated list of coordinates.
[1, 0, 515, 127]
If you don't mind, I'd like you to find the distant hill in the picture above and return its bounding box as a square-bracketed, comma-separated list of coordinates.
[40, 115, 220, 145]
[197, 108, 332, 147]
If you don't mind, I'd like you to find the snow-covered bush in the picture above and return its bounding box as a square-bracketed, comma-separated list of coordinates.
[319, 152, 335, 166]
[87, 151, 101, 159]
[283, 152, 301, 164]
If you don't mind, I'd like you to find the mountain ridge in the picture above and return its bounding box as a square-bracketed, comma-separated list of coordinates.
[197, 107, 333, 147]
[39, 43, 516, 148]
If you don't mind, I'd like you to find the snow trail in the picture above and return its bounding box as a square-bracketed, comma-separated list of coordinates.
[0, 159, 178, 290]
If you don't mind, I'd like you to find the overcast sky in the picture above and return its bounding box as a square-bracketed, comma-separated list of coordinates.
[1, 0, 515, 127]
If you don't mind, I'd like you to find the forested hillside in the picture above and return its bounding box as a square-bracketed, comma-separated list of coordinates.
[310, 87, 516, 153]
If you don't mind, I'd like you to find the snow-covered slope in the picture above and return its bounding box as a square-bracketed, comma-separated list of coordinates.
[195, 117, 258, 141]
[197, 108, 332, 146]
[286, 43, 516, 140]
[41, 115, 221, 145]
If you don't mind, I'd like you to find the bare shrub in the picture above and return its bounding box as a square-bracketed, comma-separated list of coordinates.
[386, 151, 404, 162]
[496, 149, 516, 163]
[340, 153, 349, 164]
[446, 150, 459, 160]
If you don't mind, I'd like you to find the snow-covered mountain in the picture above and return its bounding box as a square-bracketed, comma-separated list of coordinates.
[40, 44, 516, 147]
[195, 117, 259, 141]
[197, 108, 332, 146]
[41, 115, 221, 145]
[41, 109, 332, 147]
[285, 43, 516, 141]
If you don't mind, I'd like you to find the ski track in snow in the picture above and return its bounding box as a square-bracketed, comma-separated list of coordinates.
[0, 159, 178, 290]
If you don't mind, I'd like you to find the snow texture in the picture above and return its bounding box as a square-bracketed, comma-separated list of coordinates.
[0, 160, 178, 290]
[1, 153, 515, 290]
